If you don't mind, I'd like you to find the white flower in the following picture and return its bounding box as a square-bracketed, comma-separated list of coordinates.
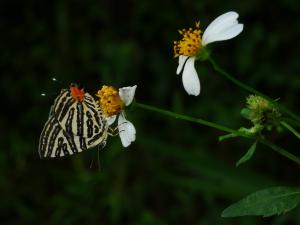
[174, 11, 244, 96]
[106, 85, 137, 147]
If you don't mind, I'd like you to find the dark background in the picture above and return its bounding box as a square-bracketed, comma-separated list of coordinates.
[2, 0, 300, 224]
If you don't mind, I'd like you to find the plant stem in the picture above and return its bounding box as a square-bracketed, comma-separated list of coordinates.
[135, 102, 249, 138]
[135, 102, 300, 165]
[281, 121, 300, 139]
[208, 57, 300, 124]
[257, 138, 300, 165]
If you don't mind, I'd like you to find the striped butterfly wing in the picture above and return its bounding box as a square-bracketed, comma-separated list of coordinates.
[39, 116, 88, 158]
[51, 89, 107, 142]
[39, 87, 108, 158]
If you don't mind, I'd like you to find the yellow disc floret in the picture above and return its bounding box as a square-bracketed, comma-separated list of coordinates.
[174, 21, 202, 57]
[96, 85, 124, 117]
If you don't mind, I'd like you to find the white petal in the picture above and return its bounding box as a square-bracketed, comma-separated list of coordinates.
[203, 24, 243, 45]
[176, 55, 189, 75]
[202, 11, 243, 45]
[106, 115, 116, 125]
[182, 57, 200, 96]
[118, 113, 136, 148]
[119, 85, 137, 106]
[204, 11, 239, 36]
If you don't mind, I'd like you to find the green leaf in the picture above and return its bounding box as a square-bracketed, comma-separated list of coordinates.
[222, 186, 300, 217]
[218, 133, 238, 142]
[236, 141, 257, 167]
[240, 108, 252, 120]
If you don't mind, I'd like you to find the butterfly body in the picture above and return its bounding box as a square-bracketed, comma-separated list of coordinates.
[39, 85, 108, 158]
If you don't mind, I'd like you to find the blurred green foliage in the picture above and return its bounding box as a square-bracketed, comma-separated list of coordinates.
[2, 0, 300, 224]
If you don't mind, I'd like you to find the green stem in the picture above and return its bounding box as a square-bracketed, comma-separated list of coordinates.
[281, 121, 300, 139]
[258, 138, 300, 164]
[282, 117, 300, 128]
[135, 102, 249, 138]
[135, 102, 300, 165]
[208, 57, 300, 124]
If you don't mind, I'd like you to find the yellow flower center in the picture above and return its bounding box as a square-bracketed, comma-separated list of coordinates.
[96, 85, 124, 117]
[173, 21, 202, 57]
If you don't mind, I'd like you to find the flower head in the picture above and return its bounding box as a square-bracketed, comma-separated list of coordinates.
[174, 11, 244, 96]
[96, 85, 124, 117]
[246, 95, 281, 130]
[96, 85, 137, 147]
[174, 21, 202, 57]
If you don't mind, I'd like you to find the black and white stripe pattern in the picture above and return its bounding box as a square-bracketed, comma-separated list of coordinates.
[39, 88, 108, 158]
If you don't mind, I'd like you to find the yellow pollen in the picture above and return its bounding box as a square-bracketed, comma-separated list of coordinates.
[96, 85, 124, 117]
[174, 21, 202, 57]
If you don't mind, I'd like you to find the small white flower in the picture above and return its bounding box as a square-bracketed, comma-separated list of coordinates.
[105, 85, 137, 147]
[174, 11, 244, 96]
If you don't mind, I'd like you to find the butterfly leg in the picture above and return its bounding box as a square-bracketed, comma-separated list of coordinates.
[107, 121, 129, 136]
[108, 126, 119, 136]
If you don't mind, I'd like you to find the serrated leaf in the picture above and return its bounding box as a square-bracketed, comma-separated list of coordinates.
[222, 186, 300, 217]
[236, 141, 257, 167]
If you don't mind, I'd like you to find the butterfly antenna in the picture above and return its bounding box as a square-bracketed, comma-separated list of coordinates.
[40, 92, 58, 97]
[89, 158, 94, 169]
[40, 77, 66, 97]
[52, 77, 65, 85]
[97, 145, 102, 172]
[52, 77, 68, 87]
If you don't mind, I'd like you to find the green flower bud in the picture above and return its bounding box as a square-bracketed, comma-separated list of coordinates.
[245, 95, 281, 130]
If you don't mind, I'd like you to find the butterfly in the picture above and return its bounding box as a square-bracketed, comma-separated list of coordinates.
[38, 84, 108, 158]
